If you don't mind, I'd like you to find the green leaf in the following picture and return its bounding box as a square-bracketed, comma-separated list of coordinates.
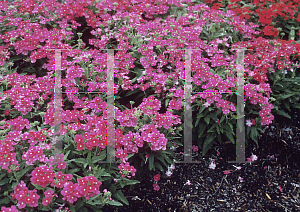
[16, 166, 32, 180]
[202, 134, 215, 156]
[198, 122, 207, 138]
[0, 178, 9, 186]
[95, 168, 111, 178]
[225, 131, 235, 144]
[92, 151, 106, 163]
[70, 204, 76, 212]
[124, 89, 141, 97]
[108, 200, 123, 206]
[0, 197, 11, 204]
[156, 155, 168, 169]
[0, 172, 6, 181]
[115, 190, 129, 206]
[126, 153, 135, 159]
[250, 126, 259, 142]
[207, 123, 217, 133]
[281, 93, 294, 99]
[121, 179, 140, 186]
[165, 98, 170, 108]
[276, 110, 291, 119]
[216, 125, 220, 135]
[70, 158, 88, 165]
[292, 103, 300, 109]
[149, 153, 154, 171]
[154, 162, 164, 171]
[219, 115, 225, 124]
[87, 151, 93, 167]
[67, 168, 80, 174]
[204, 116, 210, 124]
[195, 114, 202, 127]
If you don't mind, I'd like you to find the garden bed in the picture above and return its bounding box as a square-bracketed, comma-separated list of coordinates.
[102, 107, 300, 212]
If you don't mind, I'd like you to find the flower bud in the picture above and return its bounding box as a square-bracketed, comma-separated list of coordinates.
[113, 2, 118, 6]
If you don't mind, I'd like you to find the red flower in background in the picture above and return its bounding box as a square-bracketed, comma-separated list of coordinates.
[262, 26, 279, 37]
[153, 174, 161, 182]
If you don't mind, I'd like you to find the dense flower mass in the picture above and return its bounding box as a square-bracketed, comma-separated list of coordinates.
[0, 0, 299, 210]
[60, 176, 102, 204]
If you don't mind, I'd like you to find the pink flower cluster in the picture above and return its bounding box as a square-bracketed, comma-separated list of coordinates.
[48, 154, 67, 169]
[8, 116, 31, 132]
[50, 171, 73, 188]
[1, 205, 19, 212]
[10, 181, 40, 209]
[140, 123, 168, 151]
[21, 130, 47, 146]
[115, 108, 139, 127]
[61, 176, 102, 204]
[22, 146, 49, 165]
[0, 137, 19, 172]
[42, 189, 58, 206]
[118, 162, 137, 179]
[138, 96, 161, 116]
[151, 111, 181, 130]
[30, 165, 56, 188]
[153, 174, 161, 191]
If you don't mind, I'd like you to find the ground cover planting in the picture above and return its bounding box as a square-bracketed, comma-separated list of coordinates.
[0, 0, 300, 211]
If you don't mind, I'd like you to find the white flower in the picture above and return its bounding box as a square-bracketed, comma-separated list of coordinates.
[238, 176, 243, 182]
[246, 119, 252, 127]
[250, 154, 258, 161]
[165, 170, 173, 177]
[209, 161, 216, 169]
[169, 164, 175, 170]
[185, 180, 191, 185]
[203, 101, 210, 107]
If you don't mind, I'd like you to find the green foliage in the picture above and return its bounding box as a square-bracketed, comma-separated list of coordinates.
[268, 63, 300, 119]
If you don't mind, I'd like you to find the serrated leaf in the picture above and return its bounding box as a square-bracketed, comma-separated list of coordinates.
[115, 190, 129, 206]
[0, 172, 6, 181]
[276, 110, 291, 119]
[95, 168, 111, 178]
[16, 166, 32, 180]
[202, 134, 215, 156]
[204, 116, 210, 124]
[67, 168, 80, 174]
[0, 178, 9, 186]
[250, 126, 259, 142]
[0, 197, 11, 204]
[70, 158, 87, 165]
[92, 151, 106, 163]
[149, 153, 154, 171]
[154, 162, 164, 171]
[225, 131, 235, 144]
[156, 155, 168, 169]
[70, 204, 76, 212]
[207, 123, 217, 133]
[108, 200, 123, 206]
[198, 122, 207, 138]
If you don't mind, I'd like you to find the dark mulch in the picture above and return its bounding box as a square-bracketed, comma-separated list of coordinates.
[103, 107, 300, 212]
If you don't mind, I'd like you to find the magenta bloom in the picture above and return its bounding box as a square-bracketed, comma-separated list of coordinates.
[153, 183, 160, 191]
[153, 174, 161, 182]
